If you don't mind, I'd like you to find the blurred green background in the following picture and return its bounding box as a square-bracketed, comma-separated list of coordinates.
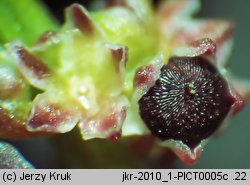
[2, 0, 250, 168]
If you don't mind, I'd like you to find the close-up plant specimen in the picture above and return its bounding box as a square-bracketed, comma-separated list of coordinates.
[0, 0, 250, 168]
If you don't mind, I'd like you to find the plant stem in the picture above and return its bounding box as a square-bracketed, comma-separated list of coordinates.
[0, 0, 58, 45]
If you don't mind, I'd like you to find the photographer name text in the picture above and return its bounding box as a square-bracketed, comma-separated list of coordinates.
[2, 171, 72, 182]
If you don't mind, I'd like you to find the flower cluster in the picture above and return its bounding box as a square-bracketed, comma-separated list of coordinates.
[0, 0, 249, 167]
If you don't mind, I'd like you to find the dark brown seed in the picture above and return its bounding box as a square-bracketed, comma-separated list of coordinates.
[139, 56, 235, 148]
